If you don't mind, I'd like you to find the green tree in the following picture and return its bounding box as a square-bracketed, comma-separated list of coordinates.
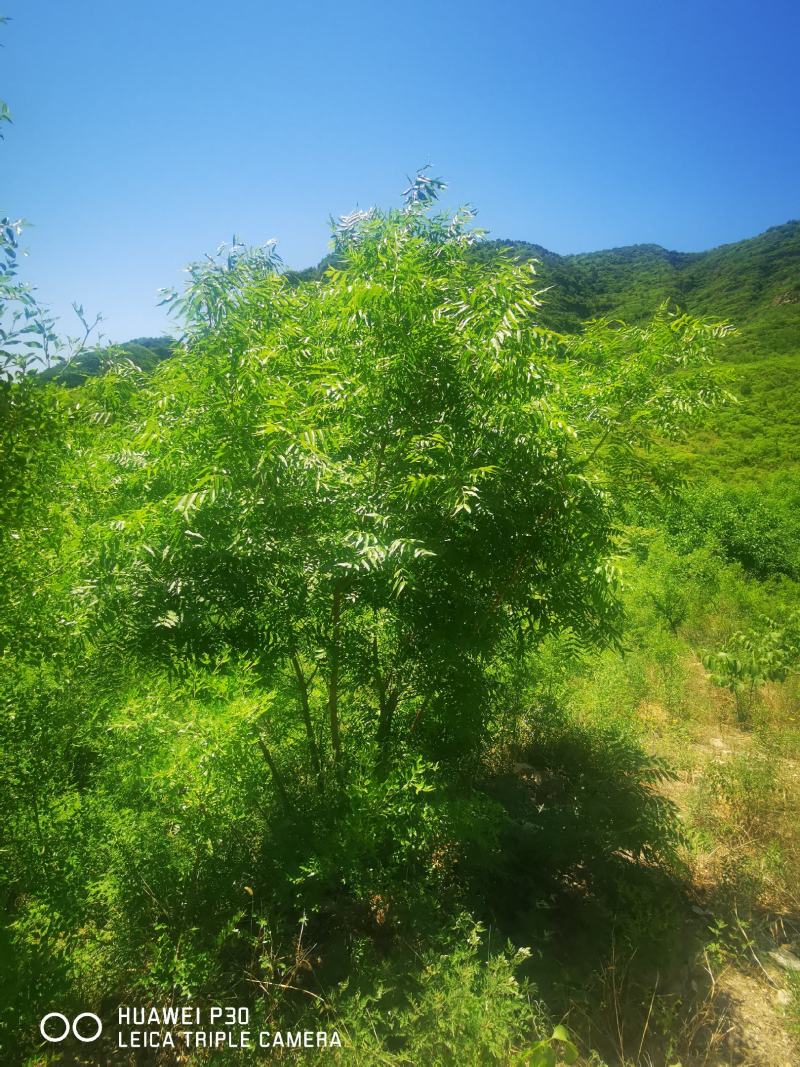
[76, 172, 731, 778]
[704, 612, 800, 722]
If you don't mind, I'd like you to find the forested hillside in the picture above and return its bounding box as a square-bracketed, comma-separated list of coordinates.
[37, 336, 175, 386]
[482, 223, 800, 483]
[482, 221, 800, 355]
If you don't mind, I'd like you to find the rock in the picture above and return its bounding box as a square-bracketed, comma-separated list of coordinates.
[775, 989, 792, 1006]
[769, 947, 800, 972]
[710, 738, 728, 750]
[772, 290, 800, 306]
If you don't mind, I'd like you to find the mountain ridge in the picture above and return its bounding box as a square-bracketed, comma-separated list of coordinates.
[502, 218, 799, 263]
[475, 219, 800, 355]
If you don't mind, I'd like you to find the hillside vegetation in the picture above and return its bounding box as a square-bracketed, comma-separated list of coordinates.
[50, 223, 800, 481]
[2, 181, 800, 1067]
[485, 222, 800, 486]
[37, 335, 175, 386]
[482, 221, 800, 354]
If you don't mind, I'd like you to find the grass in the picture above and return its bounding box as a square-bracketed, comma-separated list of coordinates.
[557, 540, 800, 1065]
[673, 355, 800, 483]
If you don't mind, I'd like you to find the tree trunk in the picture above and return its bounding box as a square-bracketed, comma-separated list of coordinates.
[255, 733, 290, 811]
[376, 687, 399, 772]
[290, 650, 322, 779]
[327, 584, 343, 763]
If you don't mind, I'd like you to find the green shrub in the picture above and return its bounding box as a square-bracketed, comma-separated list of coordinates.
[662, 484, 800, 580]
[703, 612, 800, 722]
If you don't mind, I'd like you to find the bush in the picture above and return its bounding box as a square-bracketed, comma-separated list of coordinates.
[662, 484, 800, 580]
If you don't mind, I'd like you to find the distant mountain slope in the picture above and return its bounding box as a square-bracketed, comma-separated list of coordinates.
[476, 221, 797, 483]
[39, 336, 175, 386]
[478, 220, 800, 360]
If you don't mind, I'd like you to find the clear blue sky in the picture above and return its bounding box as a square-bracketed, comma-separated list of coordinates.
[3, 0, 799, 341]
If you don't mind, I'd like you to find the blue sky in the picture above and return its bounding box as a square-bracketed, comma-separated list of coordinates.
[3, 0, 799, 341]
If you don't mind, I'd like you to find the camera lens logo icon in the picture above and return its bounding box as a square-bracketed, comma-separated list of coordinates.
[40, 1012, 103, 1043]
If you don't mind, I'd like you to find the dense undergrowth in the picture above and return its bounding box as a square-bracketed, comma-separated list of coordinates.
[2, 178, 800, 1066]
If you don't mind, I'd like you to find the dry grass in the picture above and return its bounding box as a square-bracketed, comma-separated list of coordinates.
[627, 655, 800, 1066]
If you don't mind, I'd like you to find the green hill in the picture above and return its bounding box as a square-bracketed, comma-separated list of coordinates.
[481, 219, 800, 361]
[38, 335, 175, 386]
[477, 223, 800, 483]
[297, 220, 800, 365]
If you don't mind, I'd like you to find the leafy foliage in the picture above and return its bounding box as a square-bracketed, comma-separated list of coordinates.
[660, 482, 800, 580]
[0, 172, 737, 1063]
[703, 612, 800, 722]
[69, 181, 732, 775]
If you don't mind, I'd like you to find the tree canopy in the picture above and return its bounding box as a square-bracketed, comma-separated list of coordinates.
[57, 177, 732, 772]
